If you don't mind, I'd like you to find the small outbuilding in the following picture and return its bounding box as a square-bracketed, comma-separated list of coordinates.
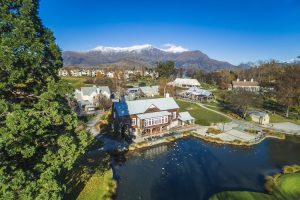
[249, 111, 270, 125]
[179, 112, 195, 125]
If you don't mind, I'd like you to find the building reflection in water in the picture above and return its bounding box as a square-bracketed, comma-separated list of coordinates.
[143, 145, 168, 159]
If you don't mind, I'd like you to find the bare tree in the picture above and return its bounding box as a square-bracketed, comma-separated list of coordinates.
[275, 65, 300, 117]
[228, 90, 263, 118]
[97, 94, 112, 111]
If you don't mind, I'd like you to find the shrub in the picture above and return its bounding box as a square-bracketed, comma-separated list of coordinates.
[283, 165, 300, 174]
[232, 139, 242, 144]
[166, 136, 176, 142]
[244, 129, 259, 134]
[266, 130, 285, 139]
[245, 115, 252, 121]
[264, 176, 276, 193]
[207, 127, 222, 134]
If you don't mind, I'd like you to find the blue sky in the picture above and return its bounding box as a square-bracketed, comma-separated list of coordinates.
[39, 0, 300, 65]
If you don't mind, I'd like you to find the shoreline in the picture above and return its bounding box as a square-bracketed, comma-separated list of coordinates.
[126, 131, 285, 152]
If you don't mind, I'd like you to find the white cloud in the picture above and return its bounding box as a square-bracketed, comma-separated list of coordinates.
[160, 44, 189, 53]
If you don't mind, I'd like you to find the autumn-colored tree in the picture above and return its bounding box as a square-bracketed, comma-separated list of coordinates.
[98, 94, 112, 111]
[275, 65, 300, 117]
[158, 78, 175, 97]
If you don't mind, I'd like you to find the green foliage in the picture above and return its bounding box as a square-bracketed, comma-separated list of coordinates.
[156, 61, 175, 78]
[283, 165, 300, 174]
[0, 1, 89, 199]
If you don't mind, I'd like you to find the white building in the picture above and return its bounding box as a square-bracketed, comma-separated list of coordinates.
[171, 78, 201, 88]
[140, 86, 159, 97]
[58, 69, 69, 76]
[249, 111, 270, 125]
[229, 78, 260, 92]
[106, 71, 114, 78]
[75, 85, 111, 111]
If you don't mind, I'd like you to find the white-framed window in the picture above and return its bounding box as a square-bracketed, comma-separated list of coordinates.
[173, 112, 176, 119]
[132, 118, 136, 126]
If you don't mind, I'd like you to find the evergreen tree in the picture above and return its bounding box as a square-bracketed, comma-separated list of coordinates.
[156, 61, 175, 78]
[0, 0, 89, 199]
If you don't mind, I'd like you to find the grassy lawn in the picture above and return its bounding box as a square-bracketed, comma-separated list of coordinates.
[274, 172, 300, 199]
[270, 114, 300, 125]
[202, 102, 233, 114]
[176, 99, 230, 126]
[64, 137, 113, 200]
[210, 172, 300, 200]
[61, 76, 89, 89]
[77, 169, 116, 200]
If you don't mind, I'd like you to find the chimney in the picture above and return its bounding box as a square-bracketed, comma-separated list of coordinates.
[244, 79, 246, 82]
[165, 93, 170, 98]
[251, 78, 254, 82]
[237, 78, 240, 82]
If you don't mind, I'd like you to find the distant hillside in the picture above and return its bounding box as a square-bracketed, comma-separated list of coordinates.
[98, 58, 149, 70]
[62, 44, 236, 71]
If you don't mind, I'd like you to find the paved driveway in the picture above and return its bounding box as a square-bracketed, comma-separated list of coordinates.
[271, 122, 300, 134]
[86, 111, 103, 136]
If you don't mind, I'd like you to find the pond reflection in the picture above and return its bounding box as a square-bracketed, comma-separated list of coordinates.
[113, 137, 300, 200]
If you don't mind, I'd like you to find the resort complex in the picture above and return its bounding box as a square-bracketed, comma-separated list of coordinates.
[2, 1, 300, 200]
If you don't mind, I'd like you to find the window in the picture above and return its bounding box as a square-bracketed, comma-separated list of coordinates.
[173, 112, 177, 119]
[132, 118, 136, 126]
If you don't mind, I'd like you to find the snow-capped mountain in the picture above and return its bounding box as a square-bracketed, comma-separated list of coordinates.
[62, 44, 235, 71]
[284, 57, 300, 64]
[90, 44, 188, 53]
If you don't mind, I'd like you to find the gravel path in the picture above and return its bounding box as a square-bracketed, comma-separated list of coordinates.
[86, 111, 103, 136]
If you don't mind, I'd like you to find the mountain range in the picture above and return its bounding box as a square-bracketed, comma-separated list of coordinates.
[62, 44, 236, 71]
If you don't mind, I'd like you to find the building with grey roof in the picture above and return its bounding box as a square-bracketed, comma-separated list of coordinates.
[179, 112, 195, 125]
[179, 87, 214, 102]
[170, 78, 201, 88]
[249, 111, 270, 125]
[112, 97, 193, 139]
[229, 78, 260, 92]
[75, 85, 111, 112]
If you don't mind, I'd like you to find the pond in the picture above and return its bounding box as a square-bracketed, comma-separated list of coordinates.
[112, 137, 300, 200]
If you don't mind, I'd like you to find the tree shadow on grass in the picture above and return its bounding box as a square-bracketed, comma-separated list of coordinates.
[63, 139, 111, 200]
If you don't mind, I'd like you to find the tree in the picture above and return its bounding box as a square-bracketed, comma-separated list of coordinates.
[228, 90, 263, 118]
[98, 94, 112, 111]
[0, 1, 89, 199]
[275, 65, 300, 117]
[157, 78, 175, 97]
[156, 61, 175, 78]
